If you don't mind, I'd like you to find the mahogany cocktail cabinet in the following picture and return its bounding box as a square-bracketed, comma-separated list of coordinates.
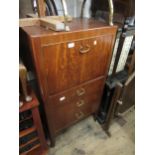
[20, 18, 117, 146]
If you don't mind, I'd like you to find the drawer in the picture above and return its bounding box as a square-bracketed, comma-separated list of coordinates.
[74, 90, 102, 114]
[47, 93, 101, 133]
[45, 78, 105, 133]
[73, 95, 101, 122]
[47, 77, 104, 108]
[41, 35, 113, 95]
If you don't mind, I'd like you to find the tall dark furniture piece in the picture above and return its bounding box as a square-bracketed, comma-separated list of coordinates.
[20, 18, 117, 146]
[97, 18, 135, 135]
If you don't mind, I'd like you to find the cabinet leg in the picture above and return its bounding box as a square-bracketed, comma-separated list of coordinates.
[48, 134, 55, 147]
[101, 124, 111, 137]
[105, 130, 111, 137]
[93, 113, 97, 121]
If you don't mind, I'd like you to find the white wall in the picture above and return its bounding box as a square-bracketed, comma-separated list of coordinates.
[55, 0, 91, 18]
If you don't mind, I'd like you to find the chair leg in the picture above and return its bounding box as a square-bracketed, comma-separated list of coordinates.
[19, 64, 32, 102]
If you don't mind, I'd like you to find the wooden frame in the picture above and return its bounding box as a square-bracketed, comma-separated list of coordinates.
[36, 0, 46, 17]
[102, 82, 123, 136]
[19, 15, 72, 32]
[102, 71, 135, 135]
[19, 90, 48, 154]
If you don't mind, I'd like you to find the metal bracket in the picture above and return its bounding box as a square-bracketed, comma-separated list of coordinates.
[108, 0, 114, 26]
[61, 0, 70, 31]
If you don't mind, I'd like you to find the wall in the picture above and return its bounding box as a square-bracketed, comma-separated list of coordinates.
[19, 0, 92, 18]
[55, 0, 91, 18]
[19, 0, 33, 18]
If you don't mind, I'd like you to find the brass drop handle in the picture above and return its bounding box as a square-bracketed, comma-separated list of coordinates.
[79, 44, 91, 54]
[76, 88, 85, 96]
[76, 100, 85, 107]
[75, 111, 84, 119]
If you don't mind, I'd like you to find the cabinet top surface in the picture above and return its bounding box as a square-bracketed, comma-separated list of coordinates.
[21, 18, 117, 37]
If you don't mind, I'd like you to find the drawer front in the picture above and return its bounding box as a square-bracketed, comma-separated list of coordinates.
[41, 35, 113, 95]
[49, 103, 76, 133]
[74, 90, 102, 114]
[47, 77, 104, 108]
[46, 93, 102, 133]
[45, 78, 104, 133]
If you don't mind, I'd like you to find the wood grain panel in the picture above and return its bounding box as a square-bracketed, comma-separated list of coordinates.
[41, 36, 112, 95]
